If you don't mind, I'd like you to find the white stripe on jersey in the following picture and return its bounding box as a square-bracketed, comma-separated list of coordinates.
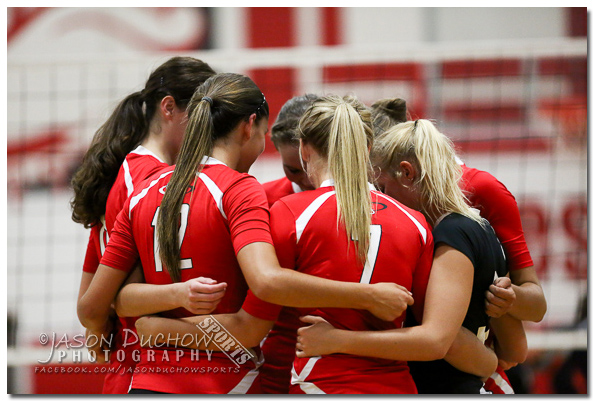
[129, 170, 174, 217]
[130, 145, 165, 163]
[198, 172, 228, 220]
[489, 371, 514, 394]
[122, 159, 134, 197]
[200, 155, 227, 166]
[375, 192, 428, 244]
[124, 145, 166, 197]
[227, 368, 259, 394]
[99, 215, 109, 255]
[227, 350, 264, 394]
[290, 357, 325, 394]
[295, 191, 336, 242]
[291, 181, 304, 194]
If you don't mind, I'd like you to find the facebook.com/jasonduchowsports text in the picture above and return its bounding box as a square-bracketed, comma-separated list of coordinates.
[34, 316, 255, 375]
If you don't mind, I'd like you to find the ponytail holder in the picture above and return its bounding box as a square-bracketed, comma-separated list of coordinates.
[202, 96, 213, 106]
[254, 93, 266, 114]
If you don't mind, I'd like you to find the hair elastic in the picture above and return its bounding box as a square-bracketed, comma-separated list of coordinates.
[254, 93, 267, 114]
[202, 96, 213, 106]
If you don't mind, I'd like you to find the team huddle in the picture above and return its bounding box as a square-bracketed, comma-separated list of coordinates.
[72, 57, 547, 394]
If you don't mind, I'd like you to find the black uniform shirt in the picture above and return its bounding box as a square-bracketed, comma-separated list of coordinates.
[409, 212, 508, 394]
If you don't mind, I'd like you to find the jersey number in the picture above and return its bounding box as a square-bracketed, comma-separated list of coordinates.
[99, 222, 109, 256]
[151, 204, 193, 272]
[476, 326, 490, 344]
[359, 224, 382, 284]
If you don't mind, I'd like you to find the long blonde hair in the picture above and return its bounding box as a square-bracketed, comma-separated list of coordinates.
[157, 73, 268, 282]
[372, 119, 482, 225]
[298, 95, 374, 265]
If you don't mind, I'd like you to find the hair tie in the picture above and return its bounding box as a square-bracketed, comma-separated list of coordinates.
[254, 93, 266, 114]
[202, 96, 213, 106]
[413, 119, 419, 131]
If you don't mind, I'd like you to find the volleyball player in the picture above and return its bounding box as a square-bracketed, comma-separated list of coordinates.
[257, 93, 318, 393]
[458, 157, 543, 393]
[269, 95, 435, 393]
[257, 95, 407, 393]
[133, 96, 503, 394]
[296, 119, 527, 393]
[369, 97, 409, 136]
[370, 98, 546, 393]
[71, 56, 222, 393]
[261, 93, 318, 206]
[78, 74, 411, 393]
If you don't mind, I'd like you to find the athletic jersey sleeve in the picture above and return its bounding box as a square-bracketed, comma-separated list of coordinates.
[100, 199, 139, 272]
[410, 228, 434, 321]
[82, 227, 100, 274]
[241, 290, 282, 321]
[465, 170, 533, 270]
[223, 176, 274, 255]
[433, 216, 478, 267]
[269, 200, 298, 270]
[262, 177, 294, 207]
[240, 199, 296, 321]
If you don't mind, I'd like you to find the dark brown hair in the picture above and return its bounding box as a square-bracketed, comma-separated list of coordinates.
[157, 73, 268, 282]
[270, 93, 319, 148]
[70, 57, 215, 228]
[370, 97, 409, 137]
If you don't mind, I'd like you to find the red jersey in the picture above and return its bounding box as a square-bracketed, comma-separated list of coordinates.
[258, 176, 305, 393]
[459, 160, 531, 394]
[105, 146, 168, 232]
[82, 222, 108, 274]
[243, 181, 434, 394]
[100, 157, 274, 394]
[460, 163, 533, 271]
[261, 176, 301, 207]
[483, 366, 514, 394]
[102, 146, 168, 394]
[82, 146, 167, 276]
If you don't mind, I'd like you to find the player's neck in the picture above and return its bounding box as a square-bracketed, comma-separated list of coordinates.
[306, 160, 331, 189]
[141, 134, 175, 165]
[210, 144, 240, 171]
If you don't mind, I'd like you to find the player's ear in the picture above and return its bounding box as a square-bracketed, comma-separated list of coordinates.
[299, 140, 312, 163]
[399, 161, 417, 185]
[160, 95, 176, 120]
[239, 113, 257, 144]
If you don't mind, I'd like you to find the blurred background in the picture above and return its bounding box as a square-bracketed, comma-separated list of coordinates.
[6, 7, 588, 394]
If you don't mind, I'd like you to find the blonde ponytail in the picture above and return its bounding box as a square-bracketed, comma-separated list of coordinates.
[328, 102, 372, 264]
[299, 95, 374, 265]
[372, 119, 482, 225]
